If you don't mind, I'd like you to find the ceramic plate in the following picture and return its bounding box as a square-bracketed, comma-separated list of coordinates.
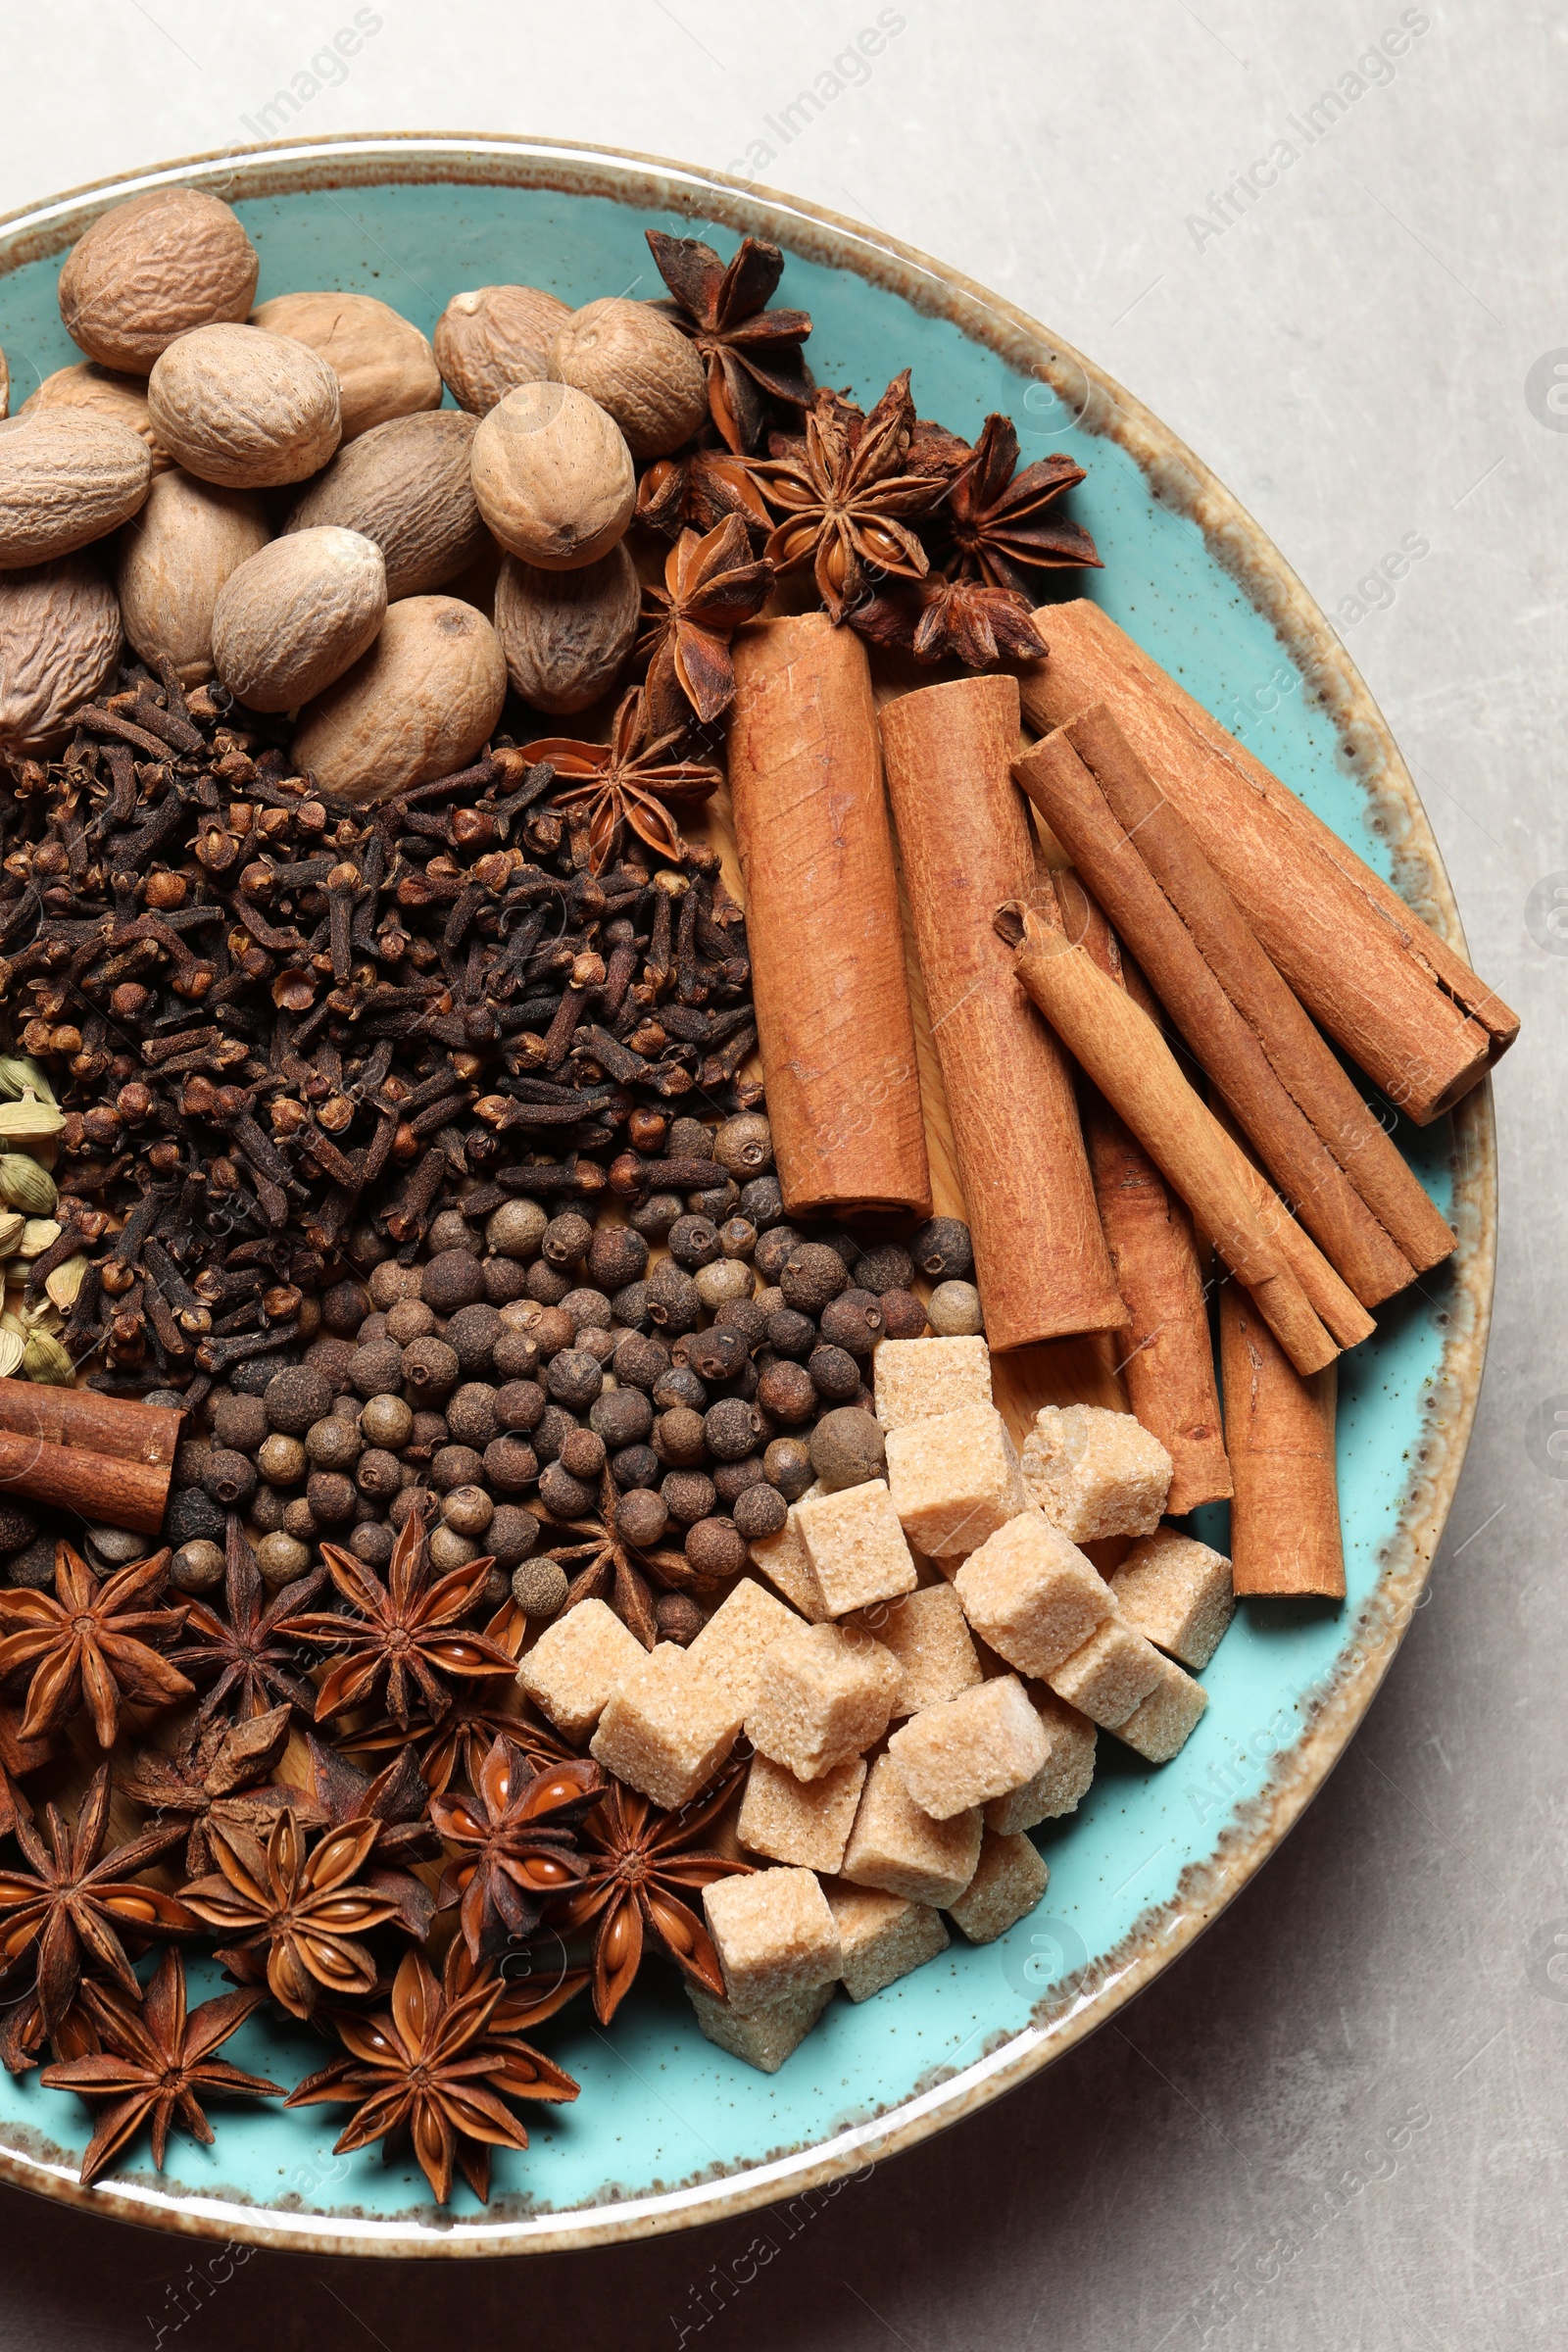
[0, 135, 1494, 2256]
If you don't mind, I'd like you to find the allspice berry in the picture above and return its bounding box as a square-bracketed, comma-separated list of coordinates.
[421, 1249, 485, 1314]
[486, 1198, 547, 1260]
[878, 1289, 929, 1340]
[731, 1483, 788, 1543]
[763, 1436, 814, 1501]
[928, 1279, 985, 1337]
[265, 1364, 332, 1436]
[489, 1506, 541, 1568]
[780, 1243, 849, 1315]
[684, 1516, 747, 1578]
[808, 1407, 887, 1494]
[757, 1359, 815, 1425]
[656, 1592, 705, 1646]
[712, 1113, 773, 1178]
[818, 1288, 885, 1355]
[910, 1217, 974, 1282]
[512, 1555, 568, 1617]
[616, 1487, 669, 1548]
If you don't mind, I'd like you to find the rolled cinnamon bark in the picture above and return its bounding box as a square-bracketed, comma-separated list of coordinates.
[878, 675, 1123, 1350]
[1019, 601, 1518, 1123]
[998, 901, 1336, 1376]
[1220, 1278, 1345, 1597]
[1017, 709, 1443, 1306]
[727, 614, 930, 1218]
[1055, 872, 1232, 1514]
[0, 1429, 171, 1534]
[0, 1377, 181, 1468]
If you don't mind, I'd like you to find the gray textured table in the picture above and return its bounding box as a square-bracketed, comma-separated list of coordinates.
[0, 5, 1556, 2344]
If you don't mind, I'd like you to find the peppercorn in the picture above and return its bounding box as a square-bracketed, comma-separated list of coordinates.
[756, 1359, 815, 1424]
[355, 1447, 403, 1499]
[512, 1555, 566, 1615]
[712, 1457, 764, 1504]
[662, 1471, 717, 1525]
[656, 1592, 704, 1645]
[546, 1348, 603, 1412]
[559, 1427, 608, 1482]
[443, 1484, 494, 1538]
[487, 1200, 547, 1260]
[819, 1289, 885, 1356]
[404, 1410, 448, 1461]
[431, 1444, 485, 1494]
[762, 1435, 814, 1500]
[713, 1296, 768, 1350]
[712, 1111, 772, 1177]
[257, 1532, 311, 1587]
[172, 1539, 226, 1594]
[764, 1306, 817, 1361]
[493, 1328, 542, 1382]
[484, 1436, 540, 1493]
[533, 1404, 577, 1463]
[539, 1460, 596, 1519]
[685, 1516, 746, 1577]
[644, 1262, 702, 1336]
[612, 1332, 670, 1393]
[481, 1255, 530, 1307]
[929, 1279, 985, 1336]
[617, 1488, 669, 1546]
[385, 1298, 438, 1346]
[809, 1406, 886, 1493]
[654, 1405, 708, 1468]
[419, 1250, 485, 1315]
[808, 1345, 860, 1401]
[429, 1526, 478, 1572]
[446, 1383, 500, 1449]
[210, 1394, 269, 1455]
[264, 1364, 334, 1437]
[541, 1211, 594, 1268]
[402, 1336, 461, 1402]
[878, 1289, 929, 1340]
[200, 1449, 256, 1509]
[612, 1444, 661, 1490]
[528, 1307, 577, 1361]
[488, 1506, 540, 1569]
[589, 1387, 654, 1449]
[306, 1471, 356, 1525]
[368, 1261, 422, 1311]
[731, 1483, 788, 1543]
[705, 1397, 762, 1462]
[445, 1303, 501, 1375]
[629, 1190, 684, 1241]
[350, 1522, 395, 1571]
[251, 1486, 288, 1535]
[525, 1259, 573, 1307]
[910, 1217, 974, 1283]
[494, 1380, 546, 1433]
[586, 1225, 648, 1294]
[780, 1243, 850, 1315]
[667, 1214, 720, 1271]
[348, 1339, 404, 1398]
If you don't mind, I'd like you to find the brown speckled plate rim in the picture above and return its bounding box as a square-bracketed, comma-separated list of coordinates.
[0, 133, 1496, 2258]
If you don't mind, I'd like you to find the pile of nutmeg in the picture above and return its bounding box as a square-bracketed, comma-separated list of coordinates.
[0, 184, 720, 782]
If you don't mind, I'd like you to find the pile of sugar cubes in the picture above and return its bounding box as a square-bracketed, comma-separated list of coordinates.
[516, 1335, 1236, 2074]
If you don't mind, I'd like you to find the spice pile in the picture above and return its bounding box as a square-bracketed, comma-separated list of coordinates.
[0, 179, 1519, 2215]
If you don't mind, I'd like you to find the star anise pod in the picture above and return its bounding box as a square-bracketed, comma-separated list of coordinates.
[336, 1601, 573, 1796]
[939, 413, 1101, 593]
[117, 1703, 297, 1877]
[166, 1514, 325, 1725]
[634, 438, 773, 543]
[431, 1740, 601, 1963]
[180, 1809, 400, 2021]
[285, 1939, 580, 2206]
[636, 514, 774, 729]
[0, 1541, 191, 1748]
[1, 1982, 99, 2080]
[289, 1734, 441, 1940]
[851, 573, 1050, 669]
[281, 1500, 516, 1730]
[646, 228, 813, 453]
[518, 688, 723, 878]
[0, 1764, 195, 2035]
[40, 1947, 280, 2187]
[539, 1468, 704, 1650]
[548, 1765, 751, 2024]
[749, 371, 948, 621]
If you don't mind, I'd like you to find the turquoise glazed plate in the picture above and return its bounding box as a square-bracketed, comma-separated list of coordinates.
[0, 136, 1494, 2256]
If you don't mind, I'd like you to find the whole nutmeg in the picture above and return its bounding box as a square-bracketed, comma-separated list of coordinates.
[435, 284, 571, 415]
[21, 364, 172, 472]
[292, 595, 507, 805]
[58, 187, 259, 372]
[212, 526, 386, 711]
[470, 381, 635, 571]
[0, 558, 122, 758]
[0, 410, 151, 568]
[251, 291, 442, 442]
[116, 468, 270, 684]
[494, 541, 639, 715]
[148, 323, 342, 489]
[549, 299, 709, 461]
[286, 411, 487, 600]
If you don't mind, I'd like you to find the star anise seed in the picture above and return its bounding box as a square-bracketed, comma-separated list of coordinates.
[940, 413, 1102, 594]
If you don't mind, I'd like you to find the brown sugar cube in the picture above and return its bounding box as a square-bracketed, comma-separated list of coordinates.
[884, 1401, 1028, 1558]
[852, 1582, 982, 1717]
[1020, 1403, 1172, 1543]
[688, 1576, 802, 1716]
[738, 1752, 866, 1874]
[514, 1597, 644, 1741]
[840, 1750, 982, 1906]
[703, 1864, 842, 2015]
[796, 1479, 917, 1616]
[823, 1879, 950, 2001]
[748, 1487, 832, 1622]
[984, 1689, 1098, 1834]
[745, 1621, 900, 1781]
[872, 1335, 992, 1432]
[686, 1979, 834, 2074]
[946, 1828, 1050, 1945]
[1115, 1650, 1209, 1762]
[590, 1642, 744, 1808]
[886, 1675, 1049, 1821]
[1048, 1617, 1164, 1730]
[1110, 1527, 1234, 1670]
[954, 1509, 1116, 1678]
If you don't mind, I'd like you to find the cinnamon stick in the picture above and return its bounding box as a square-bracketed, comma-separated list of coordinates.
[1018, 707, 1448, 1305]
[1220, 1278, 1345, 1597]
[1054, 872, 1232, 1514]
[878, 675, 1124, 1349]
[728, 615, 930, 1217]
[998, 901, 1335, 1376]
[0, 1378, 181, 1469]
[0, 1379, 179, 1536]
[1018, 601, 1518, 1123]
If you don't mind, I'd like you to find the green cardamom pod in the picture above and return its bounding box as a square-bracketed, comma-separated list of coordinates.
[13, 1219, 62, 1261]
[0, 1212, 24, 1258]
[0, 1058, 56, 1107]
[0, 1330, 24, 1380]
[43, 1254, 88, 1311]
[22, 1329, 74, 1385]
[0, 1156, 59, 1216]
